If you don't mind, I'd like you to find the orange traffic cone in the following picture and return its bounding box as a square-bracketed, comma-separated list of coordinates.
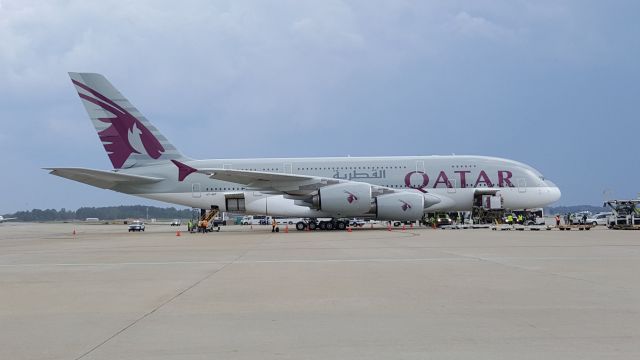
[387, 223, 392, 231]
[285, 225, 289, 233]
[176, 230, 181, 237]
[410, 223, 414, 229]
[402, 224, 406, 232]
[347, 226, 352, 232]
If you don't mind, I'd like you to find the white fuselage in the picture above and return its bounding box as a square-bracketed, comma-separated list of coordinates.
[128, 155, 561, 217]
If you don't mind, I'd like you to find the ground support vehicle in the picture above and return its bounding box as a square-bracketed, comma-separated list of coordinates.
[512, 209, 545, 226]
[241, 215, 271, 226]
[205, 221, 221, 232]
[605, 200, 640, 230]
[193, 207, 221, 233]
[491, 223, 552, 231]
[128, 221, 145, 232]
[423, 213, 453, 228]
[568, 211, 593, 225]
[585, 212, 613, 226]
[276, 218, 303, 225]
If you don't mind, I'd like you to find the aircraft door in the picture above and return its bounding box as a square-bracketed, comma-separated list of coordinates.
[192, 183, 201, 198]
[517, 178, 526, 193]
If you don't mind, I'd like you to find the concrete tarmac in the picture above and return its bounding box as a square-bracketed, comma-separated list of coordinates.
[1, 222, 639, 360]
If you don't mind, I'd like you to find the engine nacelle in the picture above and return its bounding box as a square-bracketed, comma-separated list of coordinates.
[376, 192, 425, 221]
[316, 183, 372, 217]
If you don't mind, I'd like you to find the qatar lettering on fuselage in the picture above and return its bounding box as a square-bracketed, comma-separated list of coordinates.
[405, 170, 514, 193]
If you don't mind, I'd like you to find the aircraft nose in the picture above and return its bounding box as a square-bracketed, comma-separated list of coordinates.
[547, 185, 561, 203]
[551, 187, 562, 202]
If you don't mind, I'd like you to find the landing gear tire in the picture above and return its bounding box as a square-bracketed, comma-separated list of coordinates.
[336, 221, 346, 230]
[308, 222, 317, 231]
[319, 222, 327, 230]
[325, 222, 334, 230]
[296, 221, 306, 231]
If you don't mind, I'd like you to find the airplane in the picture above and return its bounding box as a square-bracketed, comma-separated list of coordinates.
[46, 73, 561, 230]
[0, 216, 17, 223]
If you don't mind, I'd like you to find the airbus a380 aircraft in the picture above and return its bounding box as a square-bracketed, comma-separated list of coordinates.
[47, 73, 560, 229]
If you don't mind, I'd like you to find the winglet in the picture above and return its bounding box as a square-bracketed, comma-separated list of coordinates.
[171, 160, 197, 181]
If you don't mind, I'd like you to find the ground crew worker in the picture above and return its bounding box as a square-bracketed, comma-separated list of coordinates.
[555, 215, 561, 227]
[271, 218, 278, 232]
[507, 214, 514, 225]
[517, 214, 523, 224]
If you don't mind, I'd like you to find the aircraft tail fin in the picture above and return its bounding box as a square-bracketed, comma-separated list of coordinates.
[69, 72, 189, 169]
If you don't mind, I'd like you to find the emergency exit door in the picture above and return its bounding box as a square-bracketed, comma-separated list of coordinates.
[192, 183, 201, 198]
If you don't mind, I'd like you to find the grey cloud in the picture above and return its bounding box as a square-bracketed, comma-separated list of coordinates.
[0, 0, 638, 212]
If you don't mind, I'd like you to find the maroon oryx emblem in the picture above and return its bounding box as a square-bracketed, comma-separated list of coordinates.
[400, 200, 412, 211]
[345, 190, 358, 204]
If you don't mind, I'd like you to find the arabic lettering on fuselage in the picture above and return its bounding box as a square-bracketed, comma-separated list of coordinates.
[332, 169, 386, 180]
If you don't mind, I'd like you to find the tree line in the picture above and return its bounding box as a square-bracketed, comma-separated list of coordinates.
[3, 206, 193, 222]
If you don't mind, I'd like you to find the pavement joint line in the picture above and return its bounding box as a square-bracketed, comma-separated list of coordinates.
[3, 255, 639, 268]
[440, 250, 629, 290]
[0, 258, 478, 268]
[72, 242, 261, 360]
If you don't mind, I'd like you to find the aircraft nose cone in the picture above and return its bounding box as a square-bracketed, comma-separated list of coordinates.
[549, 186, 561, 203]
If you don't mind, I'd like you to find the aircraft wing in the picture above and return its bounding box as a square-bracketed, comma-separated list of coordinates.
[173, 161, 441, 206]
[182, 165, 349, 196]
[45, 167, 164, 189]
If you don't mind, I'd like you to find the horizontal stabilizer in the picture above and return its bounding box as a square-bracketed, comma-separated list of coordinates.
[45, 167, 163, 189]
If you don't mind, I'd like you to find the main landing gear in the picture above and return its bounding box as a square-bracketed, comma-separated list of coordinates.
[295, 219, 349, 231]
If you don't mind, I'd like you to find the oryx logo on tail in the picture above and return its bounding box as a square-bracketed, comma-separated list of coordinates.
[72, 80, 165, 169]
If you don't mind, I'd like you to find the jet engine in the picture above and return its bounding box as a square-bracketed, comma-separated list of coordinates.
[376, 192, 424, 221]
[314, 183, 372, 217]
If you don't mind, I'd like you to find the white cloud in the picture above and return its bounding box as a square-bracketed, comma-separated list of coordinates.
[445, 11, 516, 41]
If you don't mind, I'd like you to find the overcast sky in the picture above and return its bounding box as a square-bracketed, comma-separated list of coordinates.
[1, 0, 639, 213]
